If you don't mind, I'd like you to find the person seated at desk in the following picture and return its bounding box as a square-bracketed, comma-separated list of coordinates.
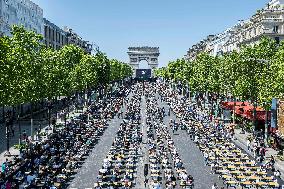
[94, 182, 102, 189]
[15, 170, 24, 180]
[274, 169, 281, 178]
[165, 180, 173, 189]
[151, 180, 161, 189]
[52, 162, 61, 169]
[49, 181, 58, 189]
[180, 171, 188, 180]
[1, 159, 9, 175]
[26, 171, 36, 185]
[33, 157, 40, 167]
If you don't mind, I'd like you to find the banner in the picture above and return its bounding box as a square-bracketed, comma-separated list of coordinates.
[136, 69, 151, 79]
[271, 98, 277, 128]
[277, 99, 284, 136]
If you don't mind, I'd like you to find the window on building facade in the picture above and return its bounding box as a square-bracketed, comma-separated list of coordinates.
[130, 58, 138, 62]
[273, 25, 279, 33]
[44, 26, 48, 38]
[51, 29, 54, 41]
[59, 34, 61, 43]
[49, 28, 52, 40]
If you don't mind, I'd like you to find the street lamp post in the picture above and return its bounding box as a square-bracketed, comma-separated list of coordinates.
[30, 103, 34, 137]
[5, 111, 11, 155]
[18, 114, 21, 153]
[187, 83, 191, 101]
[253, 100, 257, 133]
[48, 107, 50, 127]
[64, 111, 67, 128]
[6, 117, 9, 154]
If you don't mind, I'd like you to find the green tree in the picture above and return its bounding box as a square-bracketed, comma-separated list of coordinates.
[57, 44, 84, 96]
[0, 36, 11, 106]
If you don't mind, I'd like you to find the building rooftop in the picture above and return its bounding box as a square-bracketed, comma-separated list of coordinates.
[43, 18, 65, 34]
[269, 0, 284, 6]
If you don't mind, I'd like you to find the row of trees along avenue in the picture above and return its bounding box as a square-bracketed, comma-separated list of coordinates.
[155, 37, 284, 137]
[0, 26, 133, 125]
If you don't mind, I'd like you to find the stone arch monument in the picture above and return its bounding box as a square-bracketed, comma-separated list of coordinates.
[127, 46, 159, 78]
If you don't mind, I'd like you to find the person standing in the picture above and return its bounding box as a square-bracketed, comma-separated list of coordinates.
[1, 162, 6, 174]
[175, 123, 178, 132]
[204, 151, 209, 165]
[270, 155, 275, 167]
[253, 139, 258, 158]
[247, 139, 251, 151]
[144, 177, 148, 188]
[212, 183, 218, 189]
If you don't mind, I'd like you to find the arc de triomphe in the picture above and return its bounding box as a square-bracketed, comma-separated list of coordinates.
[127, 46, 160, 77]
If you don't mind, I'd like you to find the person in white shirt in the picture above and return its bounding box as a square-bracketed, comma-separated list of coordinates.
[247, 139, 251, 151]
[212, 183, 218, 189]
[274, 170, 281, 178]
[194, 135, 199, 143]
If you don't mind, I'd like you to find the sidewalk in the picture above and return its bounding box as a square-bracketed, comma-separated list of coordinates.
[233, 128, 284, 180]
[0, 121, 57, 166]
[0, 107, 77, 166]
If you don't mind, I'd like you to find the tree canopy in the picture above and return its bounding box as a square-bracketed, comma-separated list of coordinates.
[0, 26, 133, 106]
[155, 37, 282, 109]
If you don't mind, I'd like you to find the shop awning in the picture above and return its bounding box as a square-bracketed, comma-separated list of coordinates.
[237, 105, 271, 121]
[221, 101, 271, 121]
[221, 101, 250, 110]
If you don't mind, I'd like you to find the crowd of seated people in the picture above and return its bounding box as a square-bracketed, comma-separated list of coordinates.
[158, 82, 281, 189]
[145, 86, 194, 189]
[94, 84, 143, 189]
[0, 88, 128, 189]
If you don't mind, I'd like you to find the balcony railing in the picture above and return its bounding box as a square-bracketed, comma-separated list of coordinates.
[262, 18, 283, 23]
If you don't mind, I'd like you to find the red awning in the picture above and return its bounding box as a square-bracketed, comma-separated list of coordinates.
[221, 101, 271, 121]
[235, 106, 245, 115]
[221, 101, 250, 110]
[240, 106, 270, 121]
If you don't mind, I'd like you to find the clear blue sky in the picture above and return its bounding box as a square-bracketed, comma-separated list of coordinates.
[33, 0, 269, 67]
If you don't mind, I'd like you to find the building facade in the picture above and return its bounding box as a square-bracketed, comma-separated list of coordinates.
[223, 4, 284, 53]
[44, 18, 68, 50]
[0, 0, 92, 54]
[186, 0, 284, 60]
[64, 26, 92, 54]
[0, 0, 43, 36]
[185, 35, 214, 61]
[43, 20, 93, 54]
